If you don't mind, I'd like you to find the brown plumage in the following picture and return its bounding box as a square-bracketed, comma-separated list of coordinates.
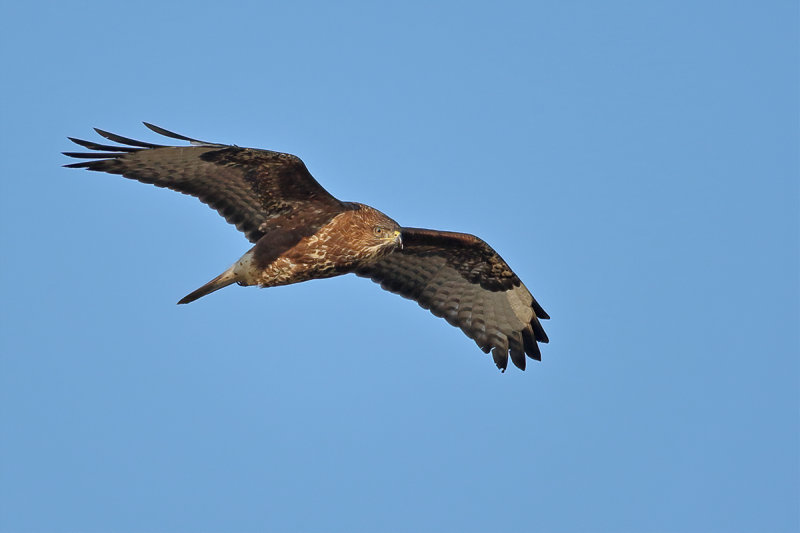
[64, 123, 549, 371]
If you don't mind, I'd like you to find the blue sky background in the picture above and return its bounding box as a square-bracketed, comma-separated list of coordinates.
[1, 1, 797, 532]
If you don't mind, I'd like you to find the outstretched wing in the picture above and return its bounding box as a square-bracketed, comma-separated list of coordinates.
[356, 228, 549, 371]
[64, 123, 345, 243]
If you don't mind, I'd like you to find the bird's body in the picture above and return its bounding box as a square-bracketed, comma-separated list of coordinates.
[181, 203, 402, 303]
[65, 124, 549, 371]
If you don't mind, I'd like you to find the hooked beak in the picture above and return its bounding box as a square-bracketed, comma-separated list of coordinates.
[394, 230, 403, 250]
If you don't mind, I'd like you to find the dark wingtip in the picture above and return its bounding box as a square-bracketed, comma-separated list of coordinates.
[94, 127, 164, 148]
[63, 161, 97, 169]
[528, 340, 542, 361]
[143, 122, 210, 144]
[522, 327, 543, 361]
[510, 349, 527, 371]
[62, 152, 124, 159]
[532, 298, 550, 320]
[67, 136, 140, 152]
[531, 317, 549, 344]
[492, 347, 509, 372]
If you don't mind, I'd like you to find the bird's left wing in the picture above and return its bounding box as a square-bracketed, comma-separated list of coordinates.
[64, 123, 345, 243]
[356, 228, 549, 371]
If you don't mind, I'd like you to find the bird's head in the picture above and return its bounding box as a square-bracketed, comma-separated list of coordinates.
[370, 224, 403, 250]
[344, 204, 402, 258]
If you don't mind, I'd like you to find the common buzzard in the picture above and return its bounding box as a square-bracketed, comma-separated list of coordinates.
[64, 124, 549, 371]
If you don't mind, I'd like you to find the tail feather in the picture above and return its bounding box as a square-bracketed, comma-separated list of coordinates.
[178, 267, 238, 304]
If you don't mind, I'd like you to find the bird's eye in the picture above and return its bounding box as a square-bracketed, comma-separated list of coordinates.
[373, 226, 384, 237]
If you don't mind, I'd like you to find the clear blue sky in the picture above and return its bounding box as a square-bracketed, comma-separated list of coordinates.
[1, 1, 797, 532]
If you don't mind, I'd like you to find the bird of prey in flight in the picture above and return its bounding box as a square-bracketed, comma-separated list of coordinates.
[64, 123, 549, 371]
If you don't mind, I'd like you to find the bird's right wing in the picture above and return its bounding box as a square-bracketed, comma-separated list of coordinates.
[64, 123, 345, 243]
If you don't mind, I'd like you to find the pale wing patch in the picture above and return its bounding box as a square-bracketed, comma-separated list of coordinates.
[506, 283, 535, 325]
